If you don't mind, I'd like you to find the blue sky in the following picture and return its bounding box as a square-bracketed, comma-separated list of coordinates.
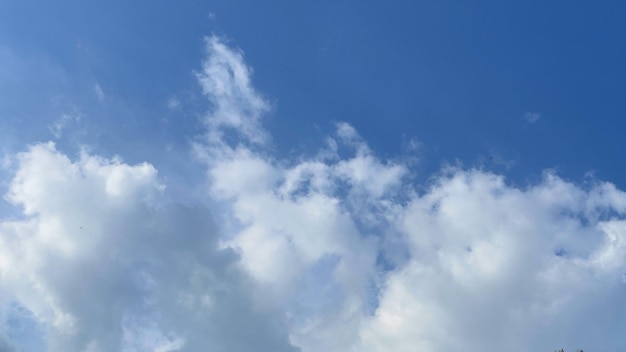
[3, 0, 626, 183]
[1, 1, 626, 351]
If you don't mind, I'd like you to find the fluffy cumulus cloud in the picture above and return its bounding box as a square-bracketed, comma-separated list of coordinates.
[1, 36, 626, 352]
[0, 142, 298, 352]
[193, 36, 626, 352]
[359, 172, 626, 352]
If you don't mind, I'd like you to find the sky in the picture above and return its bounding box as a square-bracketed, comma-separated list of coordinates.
[1, 1, 626, 351]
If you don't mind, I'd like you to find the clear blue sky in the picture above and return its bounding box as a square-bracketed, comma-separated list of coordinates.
[1, 1, 626, 351]
[3, 0, 626, 185]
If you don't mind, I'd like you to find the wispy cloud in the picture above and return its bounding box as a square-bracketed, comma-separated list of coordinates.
[196, 36, 271, 145]
[48, 112, 80, 139]
[166, 97, 181, 110]
[525, 111, 541, 123]
[93, 84, 105, 102]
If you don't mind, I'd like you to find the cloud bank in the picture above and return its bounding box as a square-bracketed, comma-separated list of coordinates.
[1, 36, 625, 352]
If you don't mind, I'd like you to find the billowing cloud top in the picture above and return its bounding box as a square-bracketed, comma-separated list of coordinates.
[1, 36, 626, 352]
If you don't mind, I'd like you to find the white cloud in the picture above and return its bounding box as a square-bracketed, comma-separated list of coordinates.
[355, 170, 626, 352]
[525, 112, 541, 123]
[2, 35, 626, 352]
[94, 84, 105, 102]
[166, 97, 180, 110]
[194, 37, 626, 352]
[48, 112, 80, 139]
[154, 338, 185, 352]
[0, 143, 298, 352]
[196, 35, 270, 145]
[195, 37, 400, 350]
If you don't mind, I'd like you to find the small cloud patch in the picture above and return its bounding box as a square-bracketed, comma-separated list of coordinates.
[525, 112, 541, 123]
[93, 84, 105, 102]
